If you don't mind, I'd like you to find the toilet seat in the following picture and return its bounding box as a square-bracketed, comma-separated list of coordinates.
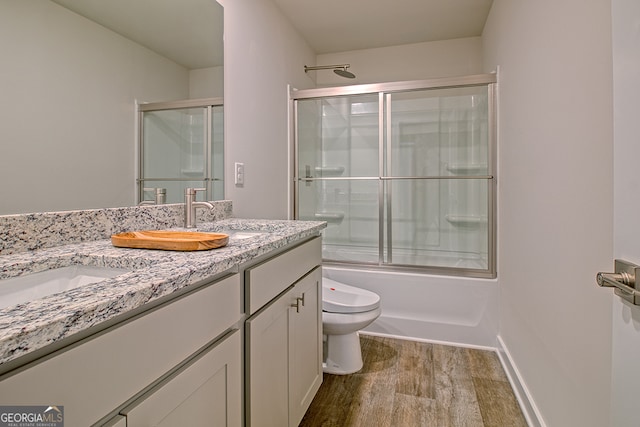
[322, 277, 380, 314]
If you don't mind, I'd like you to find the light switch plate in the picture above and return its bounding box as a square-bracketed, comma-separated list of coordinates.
[234, 162, 244, 186]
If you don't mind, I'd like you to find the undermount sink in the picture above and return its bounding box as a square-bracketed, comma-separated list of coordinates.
[228, 231, 265, 240]
[0, 265, 130, 310]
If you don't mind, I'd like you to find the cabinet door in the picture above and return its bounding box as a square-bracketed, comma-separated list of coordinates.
[100, 415, 126, 427]
[245, 287, 293, 427]
[123, 329, 241, 427]
[288, 267, 323, 427]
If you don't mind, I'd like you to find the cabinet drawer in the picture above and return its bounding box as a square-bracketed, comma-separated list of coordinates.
[245, 237, 321, 314]
[0, 274, 241, 427]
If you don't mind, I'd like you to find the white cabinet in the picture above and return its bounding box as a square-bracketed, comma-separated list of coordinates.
[0, 273, 242, 427]
[122, 329, 242, 427]
[288, 269, 323, 425]
[245, 237, 323, 427]
[101, 415, 126, 427]
[246, 284, 294, 426]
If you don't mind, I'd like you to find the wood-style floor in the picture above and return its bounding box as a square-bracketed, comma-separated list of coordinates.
[300, 335, 528, 427]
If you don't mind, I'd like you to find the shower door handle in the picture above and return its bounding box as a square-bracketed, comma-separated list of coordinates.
[304, 165, 312, 187]
[597, 259, 640, 305]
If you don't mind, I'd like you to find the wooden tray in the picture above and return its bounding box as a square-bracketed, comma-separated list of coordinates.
[111, 230, 229, 251]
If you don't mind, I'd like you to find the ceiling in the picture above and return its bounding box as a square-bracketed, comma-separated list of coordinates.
[52, 0, 223, 69]
[51, 0, 493, 68]
[273, 0, 494, 54]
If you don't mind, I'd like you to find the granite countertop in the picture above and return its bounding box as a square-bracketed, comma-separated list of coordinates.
[0, 218, 326, 367]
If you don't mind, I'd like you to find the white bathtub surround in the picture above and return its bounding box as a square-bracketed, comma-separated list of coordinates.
[322, 266, 499, 349]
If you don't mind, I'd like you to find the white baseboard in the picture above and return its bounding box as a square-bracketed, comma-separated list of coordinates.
[496, 335, 546, 427]
[359, 330, 497, 352]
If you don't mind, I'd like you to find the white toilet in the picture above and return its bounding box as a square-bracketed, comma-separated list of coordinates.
[322, 277, 381, 375]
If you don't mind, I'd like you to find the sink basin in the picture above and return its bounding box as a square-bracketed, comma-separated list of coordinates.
[228, 231, 265, 240]
[0, 265, 130, 309]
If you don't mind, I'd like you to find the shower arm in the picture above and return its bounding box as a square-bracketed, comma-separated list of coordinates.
[304, 64, 351, 73]
[304, 64, 351, 72]
[304, 64, 356, 79]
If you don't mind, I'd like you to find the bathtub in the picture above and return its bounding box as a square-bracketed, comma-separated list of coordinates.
[322, 265, 499, 349]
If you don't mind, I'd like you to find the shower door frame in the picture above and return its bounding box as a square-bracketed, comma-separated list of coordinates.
[291, 73, 497, 278]
[137, 97, 224, 204]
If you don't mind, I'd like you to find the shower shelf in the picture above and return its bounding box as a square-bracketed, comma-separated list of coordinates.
[314, 212, 344, 223]
[180, 169, 205, 176]
[445, 214, 487, 226]
[445, 163, 487, 174]
[314, 166, 345, 176]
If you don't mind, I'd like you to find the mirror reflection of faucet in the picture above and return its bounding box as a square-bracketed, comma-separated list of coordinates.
[139, 188, 167, 206]
[184, 188, 214, 228]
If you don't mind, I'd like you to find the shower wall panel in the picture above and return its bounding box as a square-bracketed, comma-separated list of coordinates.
[143, 108, 205, 179]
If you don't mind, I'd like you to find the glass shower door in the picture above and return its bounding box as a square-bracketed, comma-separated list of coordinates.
[385, 86, 491, 270]
[138, 99, 223, 204]
[293, 76, 496, 277]
[210, 104, 224, 200]
[297, 94, 381, 264]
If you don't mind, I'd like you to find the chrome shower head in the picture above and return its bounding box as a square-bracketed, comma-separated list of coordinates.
[333, 66, 356, 79]
[304, 64, 356, 79]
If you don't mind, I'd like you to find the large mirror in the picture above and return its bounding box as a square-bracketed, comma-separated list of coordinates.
[0, 0, 223, 215]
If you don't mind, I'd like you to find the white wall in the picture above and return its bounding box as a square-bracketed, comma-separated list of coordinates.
[222, 0, 316, 219]
[482, 1, 614, 426]
[316, 37, 484, 86]
[0, 0, 190, 215]
[189, 66, 224, 99]
[611, 1, 640, 425]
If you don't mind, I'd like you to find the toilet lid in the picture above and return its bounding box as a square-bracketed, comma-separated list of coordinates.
[322, 277, 380, 313]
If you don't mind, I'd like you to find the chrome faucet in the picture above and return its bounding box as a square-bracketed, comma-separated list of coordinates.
[184, 188, 214, 228]
[139, 188, 167, 206]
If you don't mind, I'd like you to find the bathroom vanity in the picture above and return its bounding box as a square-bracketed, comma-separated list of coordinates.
[0, 202, 325, 427]
[245, 237, 323, 427]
